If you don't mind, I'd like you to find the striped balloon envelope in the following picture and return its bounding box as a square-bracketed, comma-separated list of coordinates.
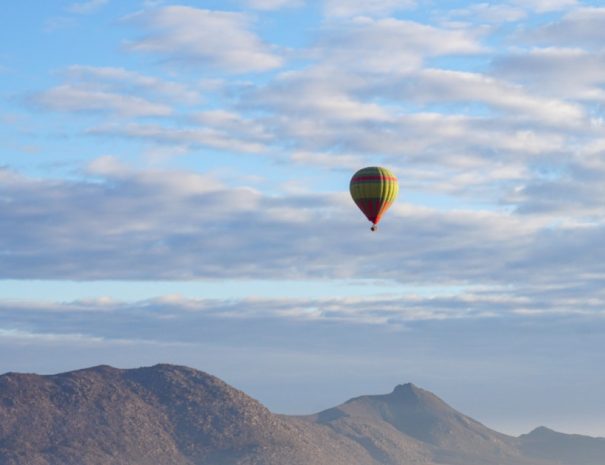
[349, 167, 398, 231]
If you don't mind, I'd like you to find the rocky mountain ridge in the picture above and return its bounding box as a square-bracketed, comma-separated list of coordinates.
[0, 364, 602, 465]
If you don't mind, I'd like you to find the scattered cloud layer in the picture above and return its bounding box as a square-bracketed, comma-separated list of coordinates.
[125, 6, 283, 73]
[0, 292, 601, 350]
[2, 163, 605, 305]
[8, 2, 605, 294]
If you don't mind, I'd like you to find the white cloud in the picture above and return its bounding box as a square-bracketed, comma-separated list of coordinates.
[521, 7, 605, 48]
[245, 0, 304, 10]
[2, 290, 604, 343]
[251, 69, 392, 121]
[34, 84, 172, 117]
[493, 48, 605, 101]
[125, 6, 283, 73]
[386, 68, 586, 127]
[90, 117, 271, 154]
[85, 156, 228, 196]
[505, 155, 605, 218]
[317, 17, 484, 73]
[448, 4, 527, 24]
[32, 65, 205, 119]
[324, 0, 416, 18]
[290, 150, 364, 170]
[65, 65, 202, 104]
[247, 66, 573, 175]
[0, 328, 108, 345]
[511, 0, 577, 13]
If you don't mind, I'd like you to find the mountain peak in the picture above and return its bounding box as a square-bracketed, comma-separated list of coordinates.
[388, 383, 441, 406]
[523, 426, 559, 438]
[392, 383, 421, 396]
[533, 426, 556, 434]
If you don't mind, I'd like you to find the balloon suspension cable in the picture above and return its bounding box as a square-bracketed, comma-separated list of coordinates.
[371, 224, 377, 232]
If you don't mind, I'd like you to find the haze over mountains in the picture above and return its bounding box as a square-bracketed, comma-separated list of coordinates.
[0, 364, 602, 465]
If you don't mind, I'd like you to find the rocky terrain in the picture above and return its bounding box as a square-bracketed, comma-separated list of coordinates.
[0, 364, 602, 465]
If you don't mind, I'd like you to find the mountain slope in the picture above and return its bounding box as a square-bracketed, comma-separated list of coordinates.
[0, 364, 375, 465]
[304, 383, 550, 465]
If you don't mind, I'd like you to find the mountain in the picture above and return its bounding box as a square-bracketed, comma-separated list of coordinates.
[303, 383, 547, 465]
[0, 364, 601, 465]
[0, 364, 368, 465]
[519, 426, 605, 465]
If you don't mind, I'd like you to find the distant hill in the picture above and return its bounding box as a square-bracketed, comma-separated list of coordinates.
[0, 364, 601, 465]
[519, 426, 605, 465]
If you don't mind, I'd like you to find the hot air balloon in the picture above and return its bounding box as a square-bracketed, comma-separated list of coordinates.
[350, 166, 398, 231]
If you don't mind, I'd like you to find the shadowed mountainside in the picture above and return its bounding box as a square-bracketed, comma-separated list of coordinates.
[0, 364, 602, 465]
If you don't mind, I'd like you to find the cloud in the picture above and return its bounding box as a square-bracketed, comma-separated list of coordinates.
[290, 150, 365, 170]
[125, 6, 283, 73]
[245, 0, 304, 10]
[506, 164, 605, 218]
[511, 0, 578, 13]
[249, 68, 392, 123]
[1, 162, 605, 300]
[375, 68, 586, 127]
[245, 66, 573, 181]
[492, 48, 605, 101]
[31, 65, 203, 118]
[324, 0, 416, 18]
[90, 114, 272, 154]
[0, 328, 108, 345]
[33, 84, 172, 117]
[317, 17, 484, 73]
[447, 4, 527, 24]
[65, 65, 202, 104]
[520, 7, 605, 49]
[1, 290, 603, 349]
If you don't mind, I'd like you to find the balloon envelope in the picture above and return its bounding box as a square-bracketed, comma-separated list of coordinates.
[349, 167, 398, 229]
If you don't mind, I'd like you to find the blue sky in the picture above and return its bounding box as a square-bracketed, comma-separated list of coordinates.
[2, 0, 605, 437]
